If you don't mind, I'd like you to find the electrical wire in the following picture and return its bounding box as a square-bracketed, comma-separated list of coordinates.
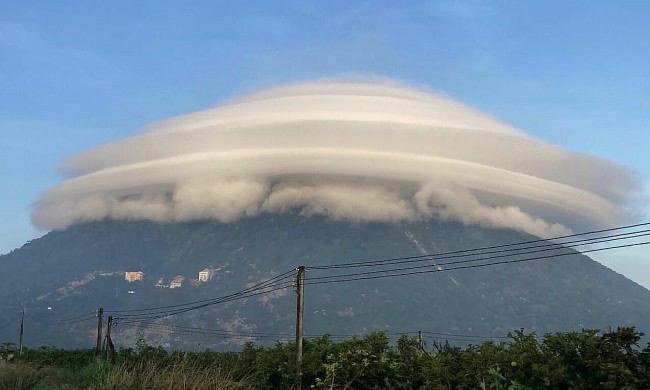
[117, 322, 290, 341]
[310, 222, 650, 270]
[107, 269, 295, 315]
[311, 229, 650, 270]
[305, 234, 650, 282]
[43, 311, 98, 324]
[114, 283, 293, 324]
[113, 277, 293, 321]
[29, 313, 97, 326]
[306, 231, 650, 280]
[304, 241, 650, 285]
[421, 331, 510, 340]
[115, 322, 506, 343]
[110, 269, 296, 323]
[16, 273, 294, 328]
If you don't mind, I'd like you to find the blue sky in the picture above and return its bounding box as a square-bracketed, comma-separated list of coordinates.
[1, 1, 648, 283]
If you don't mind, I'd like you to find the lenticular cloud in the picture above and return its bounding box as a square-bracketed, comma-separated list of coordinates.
[32, 81, 640, 237]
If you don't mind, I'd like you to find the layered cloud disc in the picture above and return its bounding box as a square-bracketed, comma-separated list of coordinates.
[33, 81, 640, 237]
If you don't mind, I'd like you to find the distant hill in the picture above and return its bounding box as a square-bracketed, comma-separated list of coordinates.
[1, 214, 649, 350]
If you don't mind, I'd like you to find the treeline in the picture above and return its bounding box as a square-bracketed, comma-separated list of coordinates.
[2, 327, 650, 389]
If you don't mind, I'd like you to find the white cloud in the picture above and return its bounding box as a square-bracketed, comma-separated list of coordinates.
[32, 80, 643, 237]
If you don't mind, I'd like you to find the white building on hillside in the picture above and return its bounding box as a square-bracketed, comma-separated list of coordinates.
[198, 268, 214, 282]
[124, 271, 144, 282]
[169, 275, 185, 289]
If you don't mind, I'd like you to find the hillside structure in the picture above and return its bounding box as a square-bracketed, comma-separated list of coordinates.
[169, 275, 185, 289]
[198, 268, 213, 282]
[124, 271, 144, 282]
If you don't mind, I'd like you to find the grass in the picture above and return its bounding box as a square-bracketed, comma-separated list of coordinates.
[91, 361, 251, 390]
[0, 360, 252, 390]
[0, 362, 70, 390]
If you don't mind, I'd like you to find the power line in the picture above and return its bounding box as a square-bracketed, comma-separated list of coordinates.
[40, 311, 98, 325]
[114, 277, 292, 321]
[115, 322, 506, 343]
[425, 336, 502, 344]
[146, 324, 295, 337]
[311, 229, 650, 270]
[305, 232, 650, 282]
[107, 270, 295, 315]
[304, 241, 650, 285]
[421, 330, 510, 340]
[119, 323, 288, 341]
[310, 222, 650, 270]
[19, 272, 294, 328]
[28, 312, 98, 326]
[114, 283, 293, 325]
[305, 234, 650, 282]
[122, 321, 510, 341]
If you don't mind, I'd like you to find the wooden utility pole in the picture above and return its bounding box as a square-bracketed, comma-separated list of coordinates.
[95, 308, 103, 356]
[19, 306, 25, 356]
[419, 331, 433, 358]
[104, 316, 113, 361]
[294, 266, 306, 390]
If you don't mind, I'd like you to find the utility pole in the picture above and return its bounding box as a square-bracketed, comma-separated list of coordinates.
[95, 308, 103, 356]
[104, 316, 113, 361]
[419, 331, 433, 358]
[19, 305, 25, 356]
[294, 266, 305, 390]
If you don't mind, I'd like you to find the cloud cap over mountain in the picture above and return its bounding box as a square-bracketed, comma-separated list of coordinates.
[33, 80, 641, 237]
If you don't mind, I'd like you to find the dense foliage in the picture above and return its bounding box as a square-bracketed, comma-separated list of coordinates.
[2, 327, 650, 389]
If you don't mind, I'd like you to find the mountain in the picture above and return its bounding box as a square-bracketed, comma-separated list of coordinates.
[1, 214, 649, 350]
